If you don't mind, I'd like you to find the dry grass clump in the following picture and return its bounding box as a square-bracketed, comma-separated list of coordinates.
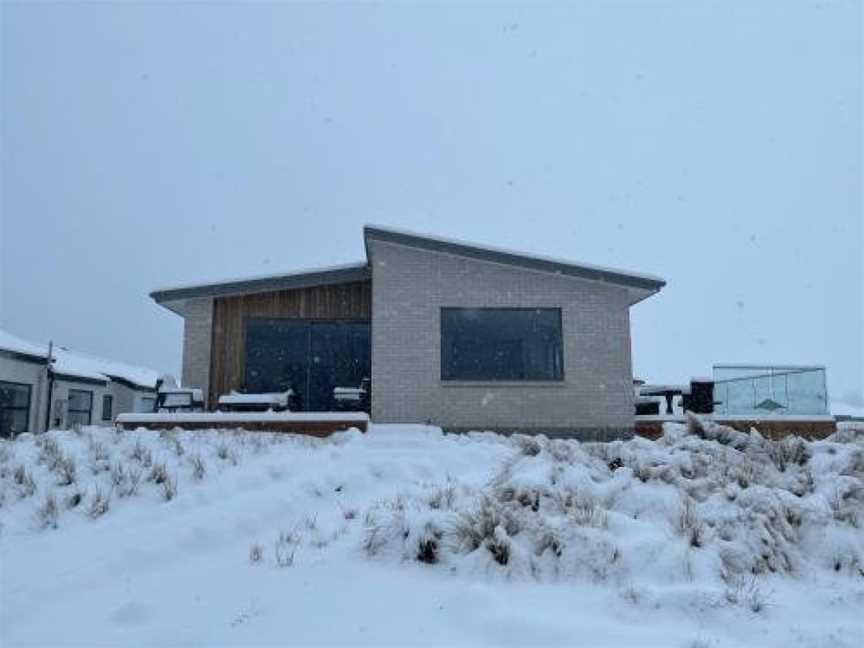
[88, 487, 111, 519]
[451, 496, 519, 558]
[87, 438, 110, 474]
[54, 455, 77, 486]
[189, 454, 206, 481]
[35, 492, 59, 529]
[160, 430, 185, 457]
[723, 573, 771, 613]
[274, 531, 298, 567]
[113, 463, 142, 498]
[13, 465, 36, 498]
[676, 498, 705, 548]
[161, 474, 178, 501]
[130, 441, 153, 467]
[147, 462, 169, 484]
[216, 442, 238, 465]
[249, 543, 264, 564]
[768, 436, 810, 472]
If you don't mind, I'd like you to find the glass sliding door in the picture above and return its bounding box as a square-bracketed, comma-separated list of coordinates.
[244, 318, 371, 412]
[308, 321, 371, 411]
[245, 319, 309, 407]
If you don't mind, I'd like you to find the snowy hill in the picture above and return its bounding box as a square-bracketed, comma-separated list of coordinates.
[1, 421, 862, 647]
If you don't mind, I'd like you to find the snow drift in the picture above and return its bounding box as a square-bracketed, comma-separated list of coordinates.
[362, 415, 864, 592]
[1, 419, 862, 646]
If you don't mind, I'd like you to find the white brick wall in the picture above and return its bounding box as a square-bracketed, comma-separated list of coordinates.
[369, 240, 635, 435]
[180, 297, 213, 405]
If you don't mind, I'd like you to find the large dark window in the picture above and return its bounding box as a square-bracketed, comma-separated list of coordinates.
[0, 381, 32, 437]
[67, 389, 92, 427]
[245, 319, 371, 411]
[441, 308, 564, 381]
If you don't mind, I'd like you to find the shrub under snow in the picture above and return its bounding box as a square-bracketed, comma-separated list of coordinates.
[362, 417, 864, 590]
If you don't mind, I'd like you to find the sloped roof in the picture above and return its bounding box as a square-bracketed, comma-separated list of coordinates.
[0, 328, 160, 389]
[149, 225, 665, 307]
[150, 262, 370, 303]
[363, 225, 666, 291]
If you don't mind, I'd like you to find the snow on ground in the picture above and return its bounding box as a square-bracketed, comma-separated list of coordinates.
[1, 420, 863, 647]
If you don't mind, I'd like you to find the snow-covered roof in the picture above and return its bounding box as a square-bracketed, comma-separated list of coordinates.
[150, 262, 370, 303]
[0, 329, 48, 359]
[0, 328, 160, 390]
[149, 225, 665, 309]
[363, 224, 666, 290]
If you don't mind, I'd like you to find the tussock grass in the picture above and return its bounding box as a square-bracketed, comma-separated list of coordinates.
[35, 492, 59, 529]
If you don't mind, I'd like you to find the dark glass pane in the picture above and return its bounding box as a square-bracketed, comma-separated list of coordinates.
[68, 390, 92, 412]
[309, 321, 371, 411]
[245, 319, 310, 409]
[441, 308, 563, 381]
[0, 408, 29, 436]
[102, 395, 113, 420]
[244, 318, 371, 412]
[0, 382, 30, 408]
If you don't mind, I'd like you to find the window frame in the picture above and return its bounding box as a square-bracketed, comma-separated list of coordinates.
[440, 307, 565, 383]
[0, 380, 32, 436]
[139, 396, 156, 413]
[67, 389, 93, 426]
[101, 394, 113, 421]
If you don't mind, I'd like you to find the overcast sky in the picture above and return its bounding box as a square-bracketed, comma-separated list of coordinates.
[1, 1, 861, 404]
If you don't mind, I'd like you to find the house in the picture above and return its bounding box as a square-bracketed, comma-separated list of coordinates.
[150, 226, 665, 439]
[0, 329, 161, 437]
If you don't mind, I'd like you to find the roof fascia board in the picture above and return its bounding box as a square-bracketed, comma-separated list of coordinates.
[150, 264, 370, 303]
[363, 226, 665, 292]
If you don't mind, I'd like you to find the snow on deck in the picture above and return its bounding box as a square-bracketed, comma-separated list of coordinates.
[217, 391, 293, 407]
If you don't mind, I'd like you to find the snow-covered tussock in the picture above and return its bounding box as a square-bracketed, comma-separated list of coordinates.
[362, 418, 864, 587]
[0, 425, 310, 534]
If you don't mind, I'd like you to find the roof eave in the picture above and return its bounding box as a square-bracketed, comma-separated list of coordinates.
[364, 225, 666, 293]
[150, 263, 371, 305]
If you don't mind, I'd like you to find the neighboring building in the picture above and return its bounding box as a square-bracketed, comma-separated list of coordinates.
[150, 226, 665, 438]
[0, 329, 160, 437]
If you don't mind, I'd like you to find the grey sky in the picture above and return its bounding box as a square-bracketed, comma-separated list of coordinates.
[1, 1, 861, 404]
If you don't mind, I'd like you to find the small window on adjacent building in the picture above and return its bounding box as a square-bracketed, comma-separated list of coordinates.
[0, 381, 32, 437]
[441, 308, 564, 381]
[139, 397, 156, 413]
[101, 394, 113, 421]
[67, 389, 93, 427]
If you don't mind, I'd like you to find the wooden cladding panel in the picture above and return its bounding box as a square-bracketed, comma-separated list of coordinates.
[209, 280, 372, 406]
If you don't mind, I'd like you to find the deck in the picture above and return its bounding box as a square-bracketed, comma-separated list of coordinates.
[115, 412, 369, 436]
[635, 414, 837, 440]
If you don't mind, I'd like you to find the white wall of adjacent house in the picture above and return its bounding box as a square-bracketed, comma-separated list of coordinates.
[109, 383, 157, 416]
[0, 355, 47, 435]
[50, 379, 113, 429]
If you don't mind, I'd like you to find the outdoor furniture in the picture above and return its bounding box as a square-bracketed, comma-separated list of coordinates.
[333, 377, 370, 412]
[157, 387, 205, 413]
[639, 384, 689, 415]
[218, 390, 293, 413]
[635, 396, 662, 416]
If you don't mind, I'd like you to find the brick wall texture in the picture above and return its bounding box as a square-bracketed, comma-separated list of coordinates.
[368, 240, 635, 436]
[180, 297, 214, 406]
